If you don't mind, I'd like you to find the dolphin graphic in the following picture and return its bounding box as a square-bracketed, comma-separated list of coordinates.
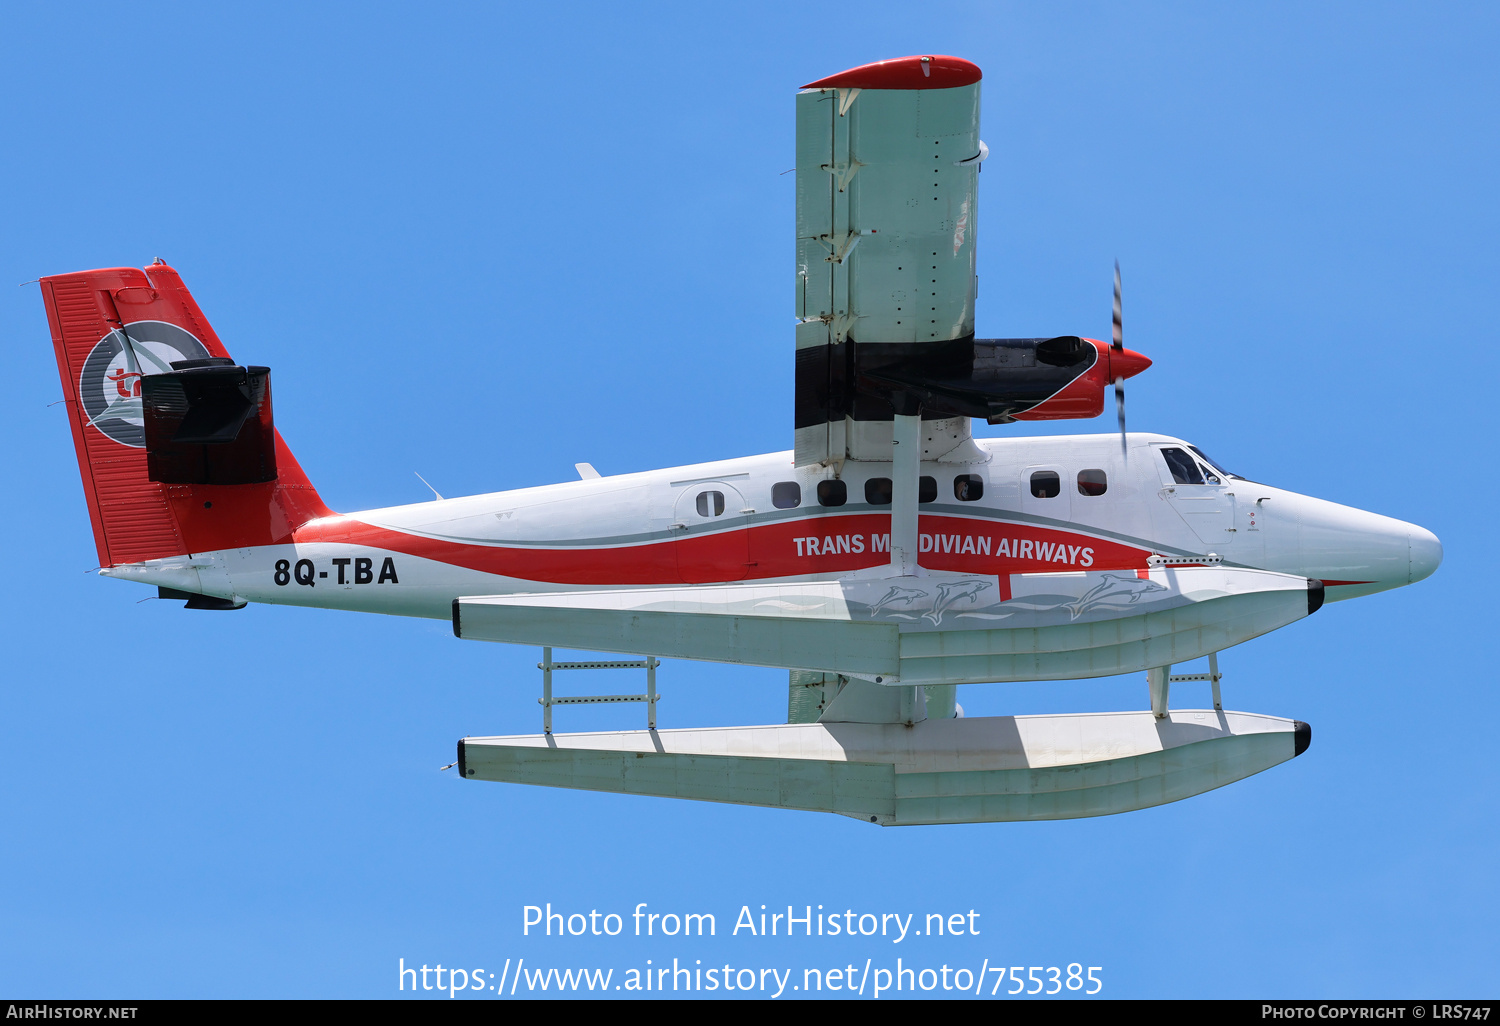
[85, 333, 182, 430]
[1063, 573, 1167, 620]
[866, 584, 929, 618]
[922, 578, 993, 626]
[86, 394, 144, 428]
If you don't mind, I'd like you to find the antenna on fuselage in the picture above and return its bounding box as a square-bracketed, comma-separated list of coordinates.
[414, 471, 444, 501]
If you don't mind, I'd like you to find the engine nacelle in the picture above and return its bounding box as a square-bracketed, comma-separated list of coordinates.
[794, 333, 1151, 426]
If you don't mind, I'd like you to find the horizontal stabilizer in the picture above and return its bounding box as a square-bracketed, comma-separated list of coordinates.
[458, 709, 1310, 825]
[142, 361, 277, 484]
[452, 566, 1321, 684]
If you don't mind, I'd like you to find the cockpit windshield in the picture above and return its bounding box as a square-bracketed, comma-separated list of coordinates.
[1188, 445, 1240, 481]
[1160, 448, 1204, 485]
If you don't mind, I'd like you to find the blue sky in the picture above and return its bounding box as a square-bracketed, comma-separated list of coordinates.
[2, 1, 1495, 999]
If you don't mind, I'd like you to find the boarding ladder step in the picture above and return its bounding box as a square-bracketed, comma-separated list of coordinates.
[1152, 652, 1224, 717]
[538, 647, 659, 734]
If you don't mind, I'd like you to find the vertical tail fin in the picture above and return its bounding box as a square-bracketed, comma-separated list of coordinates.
[42, 261, 333, 567]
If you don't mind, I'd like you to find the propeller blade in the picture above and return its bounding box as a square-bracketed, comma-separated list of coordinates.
[1116, 376, 1127, 457]
[1112, 260, 1123, 352]
[1113, 260, 1126, 457]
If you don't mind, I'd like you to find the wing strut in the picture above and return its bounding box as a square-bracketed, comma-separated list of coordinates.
[891, 411, 923, 576]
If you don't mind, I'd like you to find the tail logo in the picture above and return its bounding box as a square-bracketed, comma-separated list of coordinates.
[78, 321, 210, 447]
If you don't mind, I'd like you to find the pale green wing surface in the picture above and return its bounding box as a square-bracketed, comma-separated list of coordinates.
[795, 77, 982, 464]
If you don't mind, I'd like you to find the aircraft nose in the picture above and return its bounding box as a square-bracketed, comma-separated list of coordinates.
[1408, 525, 1443, 584]
[1270, 493, 1435, 600]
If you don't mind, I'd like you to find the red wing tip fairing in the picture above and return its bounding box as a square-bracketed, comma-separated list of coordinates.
[802, 55, 982, 90]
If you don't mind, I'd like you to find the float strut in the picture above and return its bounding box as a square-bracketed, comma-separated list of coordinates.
[1166, 653, 1225, 712]
[1148, 665, 1170, 719]
[542, 646, 553, 734]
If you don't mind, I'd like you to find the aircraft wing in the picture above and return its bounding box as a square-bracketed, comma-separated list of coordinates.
[795, 55, 983, 465]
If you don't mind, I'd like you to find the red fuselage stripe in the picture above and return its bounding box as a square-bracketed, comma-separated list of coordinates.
[296, 513, 1148, 586]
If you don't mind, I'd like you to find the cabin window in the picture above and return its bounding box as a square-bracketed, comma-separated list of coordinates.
[817, 479, 847, 507]
[771, 482, 801, 509]
[954, 474, 984, 501]
[696, 490, 725, 517]
[1077, 469, 1108, 496]
[865, 477, 936, 505]
[1160, 448, 1204, 485]
[1030, 471, 1061, 498]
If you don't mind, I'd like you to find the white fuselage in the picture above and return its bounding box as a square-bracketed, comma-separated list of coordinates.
[103, 433, 1441, 629]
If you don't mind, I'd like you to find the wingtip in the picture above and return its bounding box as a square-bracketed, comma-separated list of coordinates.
[802, 55, 981, 90]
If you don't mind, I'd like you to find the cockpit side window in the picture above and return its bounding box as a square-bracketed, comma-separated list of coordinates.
[1160, 448, 1204, 485]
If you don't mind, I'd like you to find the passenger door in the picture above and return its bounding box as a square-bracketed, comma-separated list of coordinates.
[672, 482, 751, 583]
[1020, 465, 1072, 524]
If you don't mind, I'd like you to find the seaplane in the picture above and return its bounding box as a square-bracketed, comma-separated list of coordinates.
[38, 54, 1440, 826]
